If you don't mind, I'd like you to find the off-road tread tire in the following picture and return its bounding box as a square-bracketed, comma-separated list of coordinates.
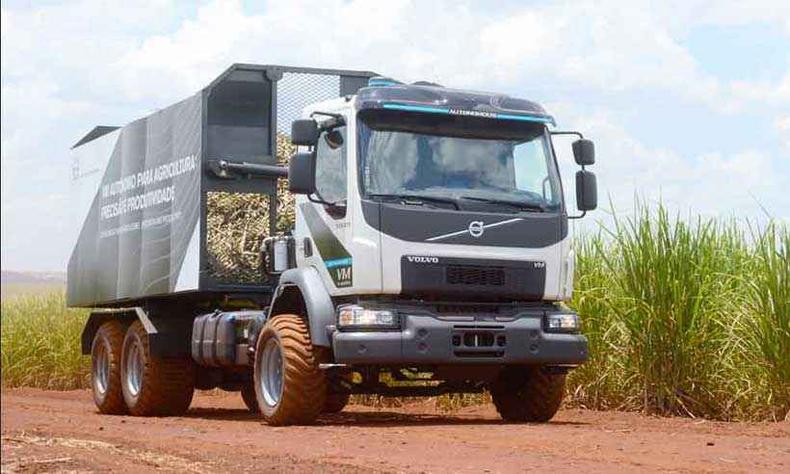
[490, 367, 565, 423]
[91, 320, 127, 414]
[121, 320, 195, 416]
[241, 382, 259, 413]
[254, 314, 326, 426]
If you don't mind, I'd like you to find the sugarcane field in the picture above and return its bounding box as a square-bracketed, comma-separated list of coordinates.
[1, 1, 788, 473]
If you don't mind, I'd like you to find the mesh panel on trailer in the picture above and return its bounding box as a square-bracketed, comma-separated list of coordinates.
[276, 72, 341, 134]
[274, 72, 340, 232]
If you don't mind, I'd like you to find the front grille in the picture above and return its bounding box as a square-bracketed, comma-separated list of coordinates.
[446, 265, 505, 286]
[435, 304, 501, 314]
[463, 332, 494, 347]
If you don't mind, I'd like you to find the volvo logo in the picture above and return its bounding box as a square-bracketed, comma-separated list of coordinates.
[425, 217, 523, 242]
[468, 221, 485, 238]
[406, 256, 439, 264]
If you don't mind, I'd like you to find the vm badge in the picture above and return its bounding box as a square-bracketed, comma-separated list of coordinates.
[468, 221, 485, 238]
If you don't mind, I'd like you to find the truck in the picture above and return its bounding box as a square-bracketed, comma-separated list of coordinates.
[68, 64, 597, 425]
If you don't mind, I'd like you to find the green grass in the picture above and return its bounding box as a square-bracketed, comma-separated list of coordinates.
[1, 282, 65, 298]
[1, 202, 787, 421]
[1, 291, 90, 389]
[567, 203, 789, 421]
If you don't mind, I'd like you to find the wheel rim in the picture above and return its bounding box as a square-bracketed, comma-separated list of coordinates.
[259, 337, 284, 407]
[125, 339, 144, 397]
[93, 343, 110, 395]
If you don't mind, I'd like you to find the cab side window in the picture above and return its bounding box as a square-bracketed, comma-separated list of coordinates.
[314, 126, 347, 206]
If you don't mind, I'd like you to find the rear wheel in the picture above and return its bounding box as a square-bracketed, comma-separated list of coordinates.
[254, 314, 326, 425]
[489, 366, 565, 422]
[121, 320, 195, 416]
[91, 320, 127, 414]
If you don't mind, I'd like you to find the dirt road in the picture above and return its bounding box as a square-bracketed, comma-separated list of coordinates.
[1, 388, 788, 473]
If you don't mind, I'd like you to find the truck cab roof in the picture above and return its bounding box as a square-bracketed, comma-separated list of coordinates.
[355, 81, 555, 126]
[305, 78, 556, 126]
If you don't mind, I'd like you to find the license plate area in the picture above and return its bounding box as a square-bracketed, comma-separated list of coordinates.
[451, 325, 506, 358]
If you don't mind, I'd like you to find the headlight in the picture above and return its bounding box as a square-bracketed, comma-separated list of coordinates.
[337, 305, 399, 330]
[545, 313, 580, 333]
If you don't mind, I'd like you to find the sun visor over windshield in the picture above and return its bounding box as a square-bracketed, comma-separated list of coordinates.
[356, 84, 555, 126]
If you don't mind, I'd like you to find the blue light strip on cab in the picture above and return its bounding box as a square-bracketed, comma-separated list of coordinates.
[325, 257, 353, 269]
[381, 102, 554, 125]
[368, 78, 399, 87]
[382, 103, 448, 114]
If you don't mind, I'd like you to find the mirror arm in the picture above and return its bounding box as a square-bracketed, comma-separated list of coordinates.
[550, 131, 584, 139]
[208, 159, 288, 179]
[308, 193, 346, 211]
[307, 194, 331, 206]
[311, 111, 346, 131]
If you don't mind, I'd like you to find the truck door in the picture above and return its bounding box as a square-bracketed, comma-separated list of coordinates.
[299, 125, 355, 291]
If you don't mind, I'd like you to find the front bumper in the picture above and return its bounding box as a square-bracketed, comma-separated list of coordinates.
[332, 309, 588, 366]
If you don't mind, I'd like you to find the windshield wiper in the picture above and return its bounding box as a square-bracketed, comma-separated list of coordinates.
[459, 196, 546, 212]
[367, 193, 459, 209]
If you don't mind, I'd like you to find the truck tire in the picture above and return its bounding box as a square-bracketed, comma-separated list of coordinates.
[254, 314, 326, 425]
[489, 366, 565, 422]
[323, 391, 350, 414]
[241, 382, 259, 413]
[120, 320, 195, 416]
[90, 320, 127, 414]
[323, 367, 352, 414]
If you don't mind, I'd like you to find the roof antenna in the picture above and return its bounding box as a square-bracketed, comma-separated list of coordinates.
[412, 81, 443, 87]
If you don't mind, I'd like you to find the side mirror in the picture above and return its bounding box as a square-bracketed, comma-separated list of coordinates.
[288, 152, 316, 195]
[576, 170, 597, 211]
[572, 139, 595, 166]
[291, 119, 319, 146]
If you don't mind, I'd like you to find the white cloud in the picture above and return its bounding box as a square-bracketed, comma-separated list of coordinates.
[5, 0, 783, 113]
[2, 0, 789, 270]
[110, 0, 482, 100]
[113, 0, 259, 101]
[677, 0, 790, 30]
[777, 116, 790, 151]
[549, 103, 786, 220]
[729, 71, 790, 110]
[95, 0, 789, 114]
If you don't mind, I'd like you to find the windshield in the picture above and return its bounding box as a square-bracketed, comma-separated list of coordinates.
[358, 110, 562, 211]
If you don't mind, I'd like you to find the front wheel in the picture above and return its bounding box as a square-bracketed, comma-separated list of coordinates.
[254, 314, 326, 425]
[489, 366, 565, 422]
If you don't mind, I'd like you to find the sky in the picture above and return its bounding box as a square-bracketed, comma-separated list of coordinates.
[2, 0, 789, 272]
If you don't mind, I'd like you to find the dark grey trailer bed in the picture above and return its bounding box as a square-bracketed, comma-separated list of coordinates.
[67, 64, 375, 308]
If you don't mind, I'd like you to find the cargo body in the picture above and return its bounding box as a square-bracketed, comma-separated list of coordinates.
[67, 65, 375, 307]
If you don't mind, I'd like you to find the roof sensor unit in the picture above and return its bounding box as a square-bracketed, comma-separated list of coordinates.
[368, 76, 402, 87]
[412, 81, 443, 87]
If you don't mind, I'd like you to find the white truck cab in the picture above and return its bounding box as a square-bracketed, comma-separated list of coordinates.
[263, 77, 597, 423]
